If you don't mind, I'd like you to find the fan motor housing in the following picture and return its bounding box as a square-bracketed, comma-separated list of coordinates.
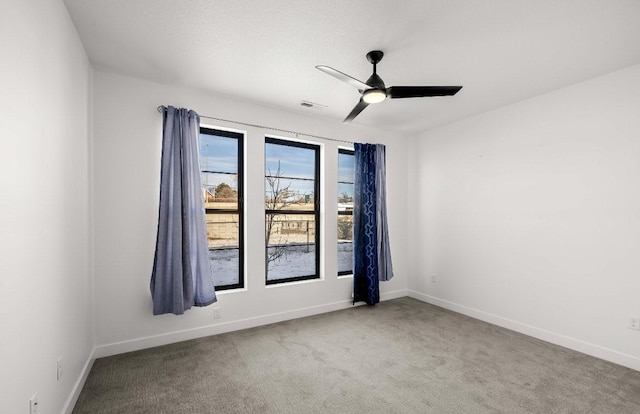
[366, 73, 386, 90]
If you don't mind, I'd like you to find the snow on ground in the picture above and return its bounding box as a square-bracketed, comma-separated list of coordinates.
[209, 242, 353, 286]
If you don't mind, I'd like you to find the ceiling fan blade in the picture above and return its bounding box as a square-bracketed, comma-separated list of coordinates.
[316, 65, 370, 92]
[387, 86, 462, 99]
[343, 99, 369, 123]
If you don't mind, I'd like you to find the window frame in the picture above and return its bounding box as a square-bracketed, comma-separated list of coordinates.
[264, 137, 321, 285]
[337, 148, 355, 276]
[199, 126, 245, 291]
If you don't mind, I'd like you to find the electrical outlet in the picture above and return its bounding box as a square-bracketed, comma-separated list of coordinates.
[629, 316, 640, 331]
[431, 273, 436, 283]
[57, 357, 63, 380]
[29, 393, 38, 414]
[213, 309, 221, 320]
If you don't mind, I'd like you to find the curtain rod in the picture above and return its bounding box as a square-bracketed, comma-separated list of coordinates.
[156, 106, 354, 145]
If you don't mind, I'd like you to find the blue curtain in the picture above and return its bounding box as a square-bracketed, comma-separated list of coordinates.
[353, 143, 394, 305]
[150, 106, 216, 315]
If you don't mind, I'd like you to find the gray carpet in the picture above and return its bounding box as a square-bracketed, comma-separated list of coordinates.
[73, 297, 640, 413]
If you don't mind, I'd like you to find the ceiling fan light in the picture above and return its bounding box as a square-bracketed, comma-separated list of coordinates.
[362, 89, 386, 104]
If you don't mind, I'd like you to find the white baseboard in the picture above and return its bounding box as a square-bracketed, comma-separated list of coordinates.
[408, 290, 640, 372]
[62, 350, 95, 414]
[381, 288, 408, 301]
[94, 289, 408, 359]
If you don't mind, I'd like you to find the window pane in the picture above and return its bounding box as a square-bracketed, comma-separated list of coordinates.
[200, 127, 243, 290]
[266, 213, 316, 281]
[265, 138, 319, 284]
[338, 149, 354, 275]
[206, 214, 240, 285]
[338, 215, 353, 274]
[200, 134, 239, 210]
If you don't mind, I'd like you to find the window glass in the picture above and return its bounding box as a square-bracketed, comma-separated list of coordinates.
[200, 128, 244, 290]
[338, 149, 354, 275]
[265, 138, 320, 283]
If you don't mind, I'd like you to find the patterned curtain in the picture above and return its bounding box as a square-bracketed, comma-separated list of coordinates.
[353, 143, 394, 305]
[150, 106, 216, 315]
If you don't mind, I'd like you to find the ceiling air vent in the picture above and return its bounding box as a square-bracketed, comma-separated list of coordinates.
[300, 100, 327, 110]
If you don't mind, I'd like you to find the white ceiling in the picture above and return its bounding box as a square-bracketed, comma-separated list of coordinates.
[63, 0, 640, 135]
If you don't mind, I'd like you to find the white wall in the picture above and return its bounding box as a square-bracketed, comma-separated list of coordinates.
[0, 1, 93, 413]
[91, 70, 408, 356]
[408, 64, 640, 370]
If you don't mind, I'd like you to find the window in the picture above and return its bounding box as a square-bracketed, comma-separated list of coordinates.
[338, 149, 355, 275]
[199, 127, 244, 290]
[265, 138, 320, 284]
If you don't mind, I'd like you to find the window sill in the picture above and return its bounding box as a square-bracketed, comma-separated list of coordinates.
[265, 277, 324, 289]
[215, 286, 247, 295]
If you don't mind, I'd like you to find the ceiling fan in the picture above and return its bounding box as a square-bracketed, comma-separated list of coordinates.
[316, 50, 462, 122]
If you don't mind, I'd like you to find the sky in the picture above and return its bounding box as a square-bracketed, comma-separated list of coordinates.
[265, 142, 315, 179]
[338, 152, 355, 200]
[199, 132, 355, 200]
[200, 134, 238, 191]
[265, 141, 316, 197]
[200, 134, 238, 174]
[338, 152, 355, 184]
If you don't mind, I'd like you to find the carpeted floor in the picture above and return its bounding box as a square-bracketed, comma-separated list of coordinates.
[73, 297, 640, 413]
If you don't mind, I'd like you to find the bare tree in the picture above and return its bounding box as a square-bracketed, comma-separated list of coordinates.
[265, 161, 306, 276]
